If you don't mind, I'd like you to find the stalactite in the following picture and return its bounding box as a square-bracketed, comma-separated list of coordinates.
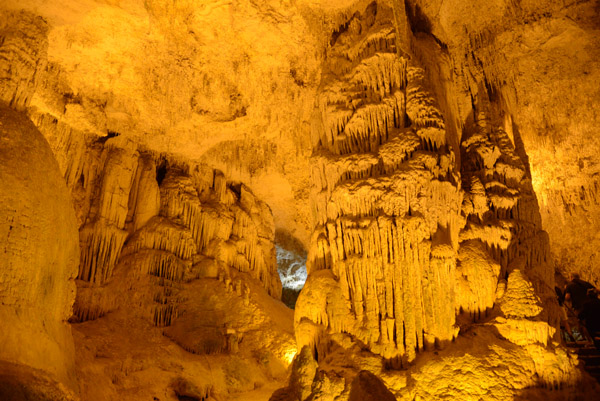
[122, 217, 197, 261]
[457, 91, 560, 334]
[298, 4, 461, 363]
[153, 304, 178, 327]
[72, 148, 282, 323]
[78, 225, 129, 284]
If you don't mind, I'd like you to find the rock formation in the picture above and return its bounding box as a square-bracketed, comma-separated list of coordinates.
[60, 137, 293, 399]
[0, 104, 79, 399]
[402, 0, 600, 286]
[299, 2, 462, 365]
[1, 0, 600, 400]
[64, 138, 282, 324]
[278, 3, 588, 400]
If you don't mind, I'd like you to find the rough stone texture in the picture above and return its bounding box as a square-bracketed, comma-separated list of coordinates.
[1, 1, 599, 287]
[1, 0, 600, 400]
[279, 3, 585, 399]
[0, 104, 79, 397]
[72, 269, 295, 400]
[348, 370, 396, 401]
[69, 141, 282, 323]
[1, 0, 321, 251]
[404, 0, 600, 285]
[0, 10, 48, 110]
[58, 139, 293, 400]
[299, 2, 462, 364]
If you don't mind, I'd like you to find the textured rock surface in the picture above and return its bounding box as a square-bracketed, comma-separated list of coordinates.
[299, 2, 462, 364]
[72, 269, 295, 400]
[1, 0, 321, 250]
[1, 0, 600, 400]
[61, 138, 290, 399]
[280, 1, 597, 399]
[404, 0, 600, 285]
[65, 137, 283, 323]
[0, 104, 79, 397]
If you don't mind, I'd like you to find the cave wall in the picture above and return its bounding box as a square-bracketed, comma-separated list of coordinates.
[0, 104, 79, 398]
[3, 0, 599, 283]
[293, 0, 562, 363]
[65, 137, 283, 324]
[0, 0, 324, 250]
[403, 0, 600, 285]
[277, 2, 594, 399]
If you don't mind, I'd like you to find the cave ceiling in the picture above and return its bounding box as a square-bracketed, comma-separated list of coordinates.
[2, 0, 599, 282]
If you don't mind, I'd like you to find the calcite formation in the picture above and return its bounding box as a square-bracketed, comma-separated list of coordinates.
[402, 0, 600, 287]
[283, 1, 593, 400]
[1, 0, 600, 400]
[65, 137, 282, 323]
[0, 104, 79, 398]
[300, 2, 462, 365]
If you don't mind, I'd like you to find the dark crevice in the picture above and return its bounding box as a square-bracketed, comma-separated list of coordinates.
[229, 182, 242, 199]
[156, 160, 168, 186]
[330, 16, 354, 46]
[95, 130, 120, 144]
[290, 68, 305, 87]
[176, 396, 200, 401]
[364, 1, 378, 27]
[404, 0, 448, 50]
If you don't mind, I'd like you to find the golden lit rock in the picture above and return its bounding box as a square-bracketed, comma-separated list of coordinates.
[0, 104, 78, 398]
[1, 0, 600, 399]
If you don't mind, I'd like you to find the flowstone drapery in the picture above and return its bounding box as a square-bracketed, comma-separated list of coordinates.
[297, 3, 462, 365]
[287, 4, 580, 399]
[56, 138, 283, 323]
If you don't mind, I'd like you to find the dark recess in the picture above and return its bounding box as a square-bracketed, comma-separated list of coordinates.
[404, 0, 448, 50]
[282, 288, 301, 309]
[156, 159, 168, 186]
[95, 130, 120, 144]
[364, 1, 378, 27]
[330, 19, 352, 46]
[289, 68, 305, 87]
[176, 396, 201, 401]
[229, 182, 242, 198]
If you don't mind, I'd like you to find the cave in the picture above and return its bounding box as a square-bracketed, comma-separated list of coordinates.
[1, 0, 600, 400]
[276, 231, 308, 309]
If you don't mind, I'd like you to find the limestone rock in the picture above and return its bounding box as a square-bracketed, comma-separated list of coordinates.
[455, 240, 501, 318]
[0, 104, 78, 396]
[494, 269, 554, 347]
[289, 346, 318, 401]
[301, 2, 462, 365]
[69, 142, 283, 324]
[1, 0, 599, 399]
[0, 10, 47, 109]
[406, 0, 600, 286]
[348, 370, 395, 401]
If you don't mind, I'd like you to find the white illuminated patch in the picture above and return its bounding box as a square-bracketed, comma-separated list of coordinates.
[276, 245, 307, 291]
